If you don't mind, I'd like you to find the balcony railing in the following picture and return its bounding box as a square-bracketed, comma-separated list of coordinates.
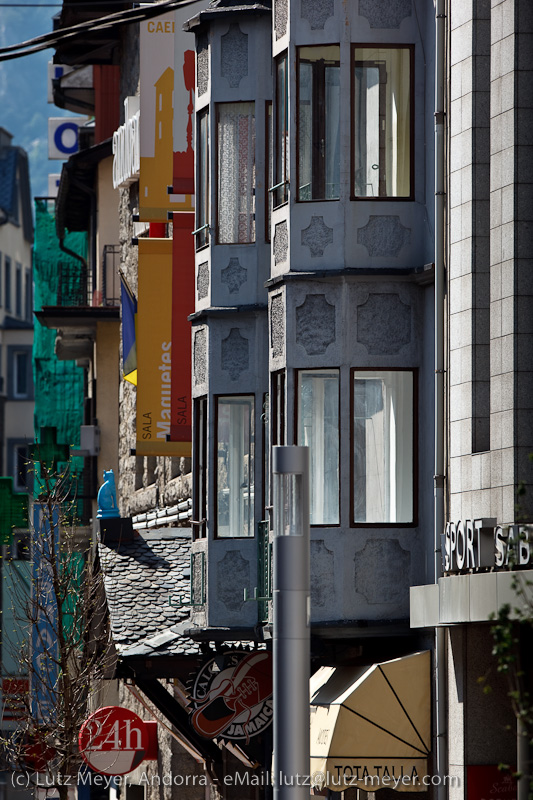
[101, 244, 121, 307]
[54, 244, 120, 309]
[257, 520, 271, 623]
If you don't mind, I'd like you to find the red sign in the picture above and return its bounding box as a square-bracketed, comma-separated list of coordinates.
[467, 765, 517, 800]
[189, 650, 273, 742]
[2, 677, 29, 720]
[79, 707, 157, 776]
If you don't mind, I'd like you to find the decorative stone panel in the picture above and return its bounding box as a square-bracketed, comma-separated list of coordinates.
[217, 550, 250, 611]
[197, 33, 209, 96]
[357, 215, 411, 258]
[301, 216, 333, 257]
[221, 24, 248, 88]
[221, 257, 247, 294]
[193, 328, 207, 385]
[274, 0, 288, 39]
[197, 261, 209, 300]
[358, 0, 411, 28]
[192, 552, 205, 606]
[221, 328, 249, 380]
[301, 0, 334, 30]
[354, 539, 410, 604]
[296, 294, 336, 355]
[274, 221, 288, 265]
[357, 293, 411, 354]
[270, 293, 285, 358]
[310, 540, 335, 608]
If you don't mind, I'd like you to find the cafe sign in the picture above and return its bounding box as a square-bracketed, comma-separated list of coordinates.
[189, 650, 272, 742]
[444, 518, 533, 573]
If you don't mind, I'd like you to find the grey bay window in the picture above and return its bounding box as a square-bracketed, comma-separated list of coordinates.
[216, 395, 255, 537]
[352, 369, 414, 524]
[352, 46, 412, 198]
[297, 369, 339, 525]
[217, 102, 256, 244]
[196, 109, 209, 248]
[298, 45, 340, 201]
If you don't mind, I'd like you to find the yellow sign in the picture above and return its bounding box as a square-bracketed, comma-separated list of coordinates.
[139, 11, 195, 221]
[136, 238, 188, 456]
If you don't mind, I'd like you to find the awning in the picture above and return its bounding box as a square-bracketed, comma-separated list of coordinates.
[310, 651, 431, 793]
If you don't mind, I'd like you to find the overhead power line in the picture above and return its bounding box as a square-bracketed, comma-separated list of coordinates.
[0, 0, 200, 61]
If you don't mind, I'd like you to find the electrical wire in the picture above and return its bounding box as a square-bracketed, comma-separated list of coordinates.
[0, 0, 200, 61]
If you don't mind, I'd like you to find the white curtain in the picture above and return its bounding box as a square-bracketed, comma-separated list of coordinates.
[218, 102, 256, 244]
[298, 370, 340, 525]
[353, 371, 413, 523]
[217, 397, 255, 537]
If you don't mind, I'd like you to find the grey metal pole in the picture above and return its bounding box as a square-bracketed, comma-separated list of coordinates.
[272, 446, 310, 800]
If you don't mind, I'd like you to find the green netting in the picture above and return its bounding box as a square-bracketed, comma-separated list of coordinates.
[32, 199, 88, 502]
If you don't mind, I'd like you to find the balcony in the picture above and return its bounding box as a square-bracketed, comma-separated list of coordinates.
[35, 245, 121, 334]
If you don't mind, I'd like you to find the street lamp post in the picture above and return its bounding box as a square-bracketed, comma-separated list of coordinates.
[272, 446, 310, 800]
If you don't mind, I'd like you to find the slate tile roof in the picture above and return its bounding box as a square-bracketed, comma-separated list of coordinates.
[98, 528, 201, 657]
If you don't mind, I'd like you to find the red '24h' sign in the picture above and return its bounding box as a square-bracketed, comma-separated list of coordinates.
[79, 707, 157, 776]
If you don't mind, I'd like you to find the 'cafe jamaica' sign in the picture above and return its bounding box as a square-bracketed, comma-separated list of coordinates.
[189, 650, 272, 742]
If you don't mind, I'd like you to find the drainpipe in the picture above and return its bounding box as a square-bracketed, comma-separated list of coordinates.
[434, 1, 447, 799]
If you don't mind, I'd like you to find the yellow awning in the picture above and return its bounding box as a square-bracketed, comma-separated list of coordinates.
[310, 651, 431, 793]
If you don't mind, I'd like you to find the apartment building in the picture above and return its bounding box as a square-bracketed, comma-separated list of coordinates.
[411, 3, 533, 800]
[0, 127, 33, 493]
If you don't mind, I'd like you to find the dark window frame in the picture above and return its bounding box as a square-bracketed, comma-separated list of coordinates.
[296, 44, 341, 202]
[5, 255, 12, 311]
[215, 100, 257, 246]
[15, 263, 22, 317]
[272, 52, 289, 209]
[195, 108, 210, 250]
[7, 346, 33, 401]
[350, 43, 415, 201]
[193, 396, 207, 541]
[350, 366, 418, 528]
[295, 366, 341, 528]
[266, 100, 273, 241]
[24, 269, 32, 321]
[214, 393, 256, 539]
[8, 440, 30, 492]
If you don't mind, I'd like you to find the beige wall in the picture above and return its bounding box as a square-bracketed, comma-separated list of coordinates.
[96, 157, 120, 305]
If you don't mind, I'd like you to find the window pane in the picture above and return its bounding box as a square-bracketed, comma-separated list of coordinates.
[274, 54, 288, 207]
[14, 445, 28, 491]
[353, 370, 413, 523]
[5, 257, 11, 311]
[298, 46, 340, 201]
[194, 397, 207, 540]
[217, 103, 256, 244]
[353, 47, 411, 198]
[196, 110, 209, 248]
[298, 370, 339, 525]
[25, 271, 32, 321]
[266, 102, 273, 240]
[217, 396, 255, 537]
[16, 265, 22, 317]
[15, 352, 28, 397]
